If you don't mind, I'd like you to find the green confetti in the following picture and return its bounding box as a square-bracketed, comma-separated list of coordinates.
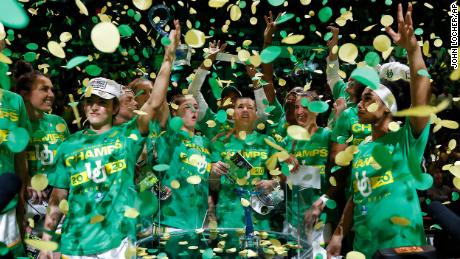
[85, 64, 102, 76]
[267, 0, 285, 7]
[324, 32, 333, 41]
[385, 0, 392, 6]
[414, 28, 424, 36]
[169, 117, 184, 131]
[135, 191, 158, 216]
[23, 52, 36, 62]
[325, 199, 337, 209]
[300, 97, 309, 107]
[350, 66, 380, 90]
[6, 127, 29, 153]
[452, 192, 459, 201]
[26, 43, 38, 50]
[309, 24, 316, 32]
[215, 110, 227, 123]
[64, 56, 89, 69]
[161, 36, 171, 46]
[202, 248, 214, 259]
[318, 7, 333, 23]
[0, 0, 30, 29]
[308, 101, 329, 113]
[426, 198, 431, 205]
[127, 9, 135, 17]
[331, 166, 341, 173]
[118, 24, 134, 37]
[134, 13, 142, 22]
[239, 0, 246, 8]
[364, 52, 381, 67]
[0, 242, 8, 256]
[275, 13, 295, 25]
[260, 46, 282, 64]
[153, 164, 170, 172]
[280, 30, 287, 38]
[417, 69, 431, 78]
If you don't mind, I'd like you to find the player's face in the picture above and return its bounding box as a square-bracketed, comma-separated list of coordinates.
[83, 95, 116, 128]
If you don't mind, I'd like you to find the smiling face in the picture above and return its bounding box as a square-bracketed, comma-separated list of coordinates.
[173, 96, 199, 130]
[233, 98, 257, 129]
[23, 75, 55, 113]
[83, 95, 118, 129]
[357, 88, 387, 124]
[294, 95, 317, 127]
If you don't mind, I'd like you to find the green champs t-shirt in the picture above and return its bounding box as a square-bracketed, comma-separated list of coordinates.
[155, 127, 214, 230]
[214, 132, 277, 230]
[26, 114, 70, 176]
[351, 120, 429, 258]
[331, 105, 372, 146]
[0, 89, 31, 213]
[48, 119, 146, 256]
[284, 127, 331, 227]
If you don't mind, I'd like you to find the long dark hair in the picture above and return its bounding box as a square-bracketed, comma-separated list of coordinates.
[12, 60, 47, 93]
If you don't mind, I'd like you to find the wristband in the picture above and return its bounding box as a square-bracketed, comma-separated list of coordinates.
[319, 194, 329, 205]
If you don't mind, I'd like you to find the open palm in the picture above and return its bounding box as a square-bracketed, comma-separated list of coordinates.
[386, 3, 418, 52]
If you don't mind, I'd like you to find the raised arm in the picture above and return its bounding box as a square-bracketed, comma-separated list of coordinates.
[386, 3, 430, 135]
[261, 11, 280, 104]
[188, 41, 227, 121]
[325, 26, 342, 93]
[137, 20, 181, 135]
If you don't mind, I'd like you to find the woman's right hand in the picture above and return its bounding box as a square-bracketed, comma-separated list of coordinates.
[326, 234, 343, 259]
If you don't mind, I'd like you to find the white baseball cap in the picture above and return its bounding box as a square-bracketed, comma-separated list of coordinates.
[82, 77, 122, 100]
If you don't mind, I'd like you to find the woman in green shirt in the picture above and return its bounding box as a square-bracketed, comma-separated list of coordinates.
[155, 94, 228, 231]
[327, 4, 432, 258]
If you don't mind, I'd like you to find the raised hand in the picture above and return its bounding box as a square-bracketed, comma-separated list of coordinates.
[385, 3, 417, 53]
[264, 11, 281, 43]
[206, 40, 227, 61]
[165, 20, 181, 61]
[326, 26, 339, 49]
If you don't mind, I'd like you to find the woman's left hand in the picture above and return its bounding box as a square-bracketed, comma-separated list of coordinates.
[255, 180, 277, 194]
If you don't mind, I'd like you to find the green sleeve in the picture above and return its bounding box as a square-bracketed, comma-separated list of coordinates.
[59, 116, 71, 138]
[332, 80, 347, 101]
[48, 143, 70, 189]
[121, 118, 147, 157]
[401, 119, 430, 162]
[269, 98, 284, 121]
[17, 96, 32, 133]
[331, 110, 351, 144]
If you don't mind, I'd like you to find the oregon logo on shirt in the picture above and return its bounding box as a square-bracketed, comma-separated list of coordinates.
[352, 171, 394, 193]
[70, 159, 127, 186]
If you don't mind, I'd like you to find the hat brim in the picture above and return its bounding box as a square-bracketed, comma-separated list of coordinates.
[80, 90, 117, 100]
[221, 86, 242, 99]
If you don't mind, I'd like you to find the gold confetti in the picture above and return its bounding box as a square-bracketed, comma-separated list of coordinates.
[363, 24, 377, 32]
[373, 35, 392, 52]
[170, 180, 180, 189]
[424, 2, 434, 9]
[250, 17, 258, 25]
[75, 0, 89, 16]
[206, 120, 216, 128]
[124, 207, 140, 218]
[230, 5, 242, 21]
[448, 139, 457, 150]
[237, 49, 250, 62]
[423, 40, 431, 57]
[209, 0, 228, 8]
[184, 29, 206, 48]
[390, 216, 410, 226]
[91, 22, 120, 53]
[287, 125, 311, 141]
[335, 150, 353, 166]
[226, 248, 237, 253]
[133, 0, 152, 10]
[203, 58, 213, 68]
[450, 68, 460, 81]
[278, 78, 286, 86]
[24, 240, 58, 252]
[380, 15, 394, 27]
[454, 177, 460, 189]
[281, 35, 305, 44]
[338, 43, 358, 64]
[186, 175, 201, 184]
[90, 214, 105, 224]
[59, 199, 69, 214]
[59, 32, 72, 43]
[366, 102, 379, 112]
[0, 52, 12, 64]
[329, 176, 337, 186]
[388, 121, 400, 132]
[257, 123, 265, 130]
[434, 39, 443, 47]
[31, 174, 48, 192]
[179, 241, 188, 245]
[55, 123, 67, 133]
[47, 41, 66, 58]
[346, 251, 366, 259]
